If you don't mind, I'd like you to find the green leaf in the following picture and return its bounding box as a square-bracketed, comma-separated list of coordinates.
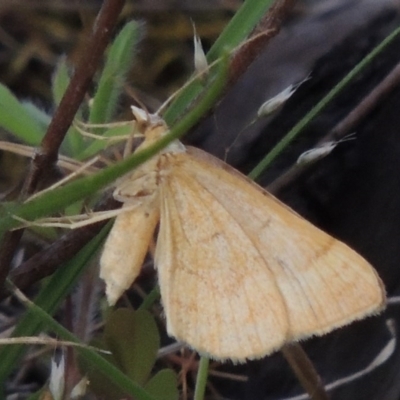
[89, 20, 141, 125]
[21, 102, 51, 131]
[144, 369, 179, 400]
[0, 84, 46, 145]
[52, 57, 71, 106]
[104, 309, 160, 385]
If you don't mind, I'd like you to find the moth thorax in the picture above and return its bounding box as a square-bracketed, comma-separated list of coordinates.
[140, 125, 169, 148]
[163, 139, 186, 154]
[137, 123, 186, 156]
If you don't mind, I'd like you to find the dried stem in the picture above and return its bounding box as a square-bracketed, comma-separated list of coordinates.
[282, 343, 330, 400]
[325, 60, 400, 142]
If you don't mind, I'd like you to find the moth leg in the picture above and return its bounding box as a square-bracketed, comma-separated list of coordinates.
[12, 204, 138, 230]
[0, 141, 99, 175]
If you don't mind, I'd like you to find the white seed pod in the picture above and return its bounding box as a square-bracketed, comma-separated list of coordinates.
[257, 76, 311, 118]
[192, 22, 208, 77]
[297, 133, 356, 165]
[70, 377, 89, 399]
[49, 356, 65, 400]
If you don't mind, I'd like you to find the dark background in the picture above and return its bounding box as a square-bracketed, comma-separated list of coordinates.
[1, 0, 400, 398]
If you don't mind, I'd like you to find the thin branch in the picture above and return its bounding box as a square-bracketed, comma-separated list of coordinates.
[282, 343, 330, 400]
[0, 0, 125, 291]
[325, 60, 400, 142]
[26, 0, 126, 193]
[228, 0, 297, 86]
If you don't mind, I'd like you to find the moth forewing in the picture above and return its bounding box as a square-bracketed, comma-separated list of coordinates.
[100, 202, 160, 306]
[100, 152, 163, 306]
[155, 167, 289, 360]
[180, 147, 385, 340]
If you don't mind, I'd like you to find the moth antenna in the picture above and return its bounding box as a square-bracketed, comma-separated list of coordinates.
[74, 118, 133, 129]
[26, 156, 100, 201]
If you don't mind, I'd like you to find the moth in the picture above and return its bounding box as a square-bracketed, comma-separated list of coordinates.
[100, 106, 385, 362]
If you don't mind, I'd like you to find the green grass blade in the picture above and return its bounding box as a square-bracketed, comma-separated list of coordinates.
[52, 57, 71, 106]
[77, 123, 132, 160]
[88, 20, 141, 126]
[193, 357, 210, 400]
[21, 102, 51, 131]
[0, 84, 46, 145]
[206, 0, 274, 62]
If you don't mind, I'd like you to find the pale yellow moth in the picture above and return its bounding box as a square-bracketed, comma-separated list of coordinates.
[100, 106, 385, 362]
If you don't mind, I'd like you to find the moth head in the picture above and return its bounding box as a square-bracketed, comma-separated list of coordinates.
[131, 105, 169, 148]
[131, 105, 164, 133]
[131, 105, 186, 155]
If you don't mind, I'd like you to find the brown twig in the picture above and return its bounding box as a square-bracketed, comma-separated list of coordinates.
[228, 0, 297, 86]
[282, 343, 330, 400]
[0, 0, 126, 292]
[325, 60, 400, 143]
[25, 0, 126, 193]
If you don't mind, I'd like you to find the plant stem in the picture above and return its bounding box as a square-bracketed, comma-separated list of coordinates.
[282, 344, 329, 400]
[194, 356, 210, 400]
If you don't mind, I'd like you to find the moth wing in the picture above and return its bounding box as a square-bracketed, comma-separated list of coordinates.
[156, 162, 289, 361]
[100, 202, 159, 306]
[179, 147, 385, 342]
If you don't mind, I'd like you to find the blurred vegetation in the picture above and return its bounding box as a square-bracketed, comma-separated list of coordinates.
[0, 2, 234, 196]
[0, 2, 234, 103]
